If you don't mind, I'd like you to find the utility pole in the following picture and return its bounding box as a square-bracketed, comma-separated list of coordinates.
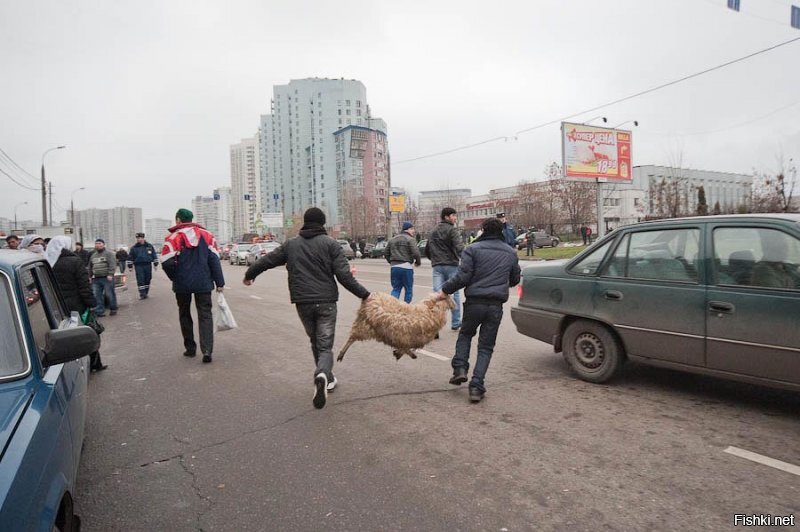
[49, 182, 53, 227]
[41, 163, 47, 226]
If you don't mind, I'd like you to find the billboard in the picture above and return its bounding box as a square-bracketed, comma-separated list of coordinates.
[389, 194, 406, 213]
[260, 212, 284, 227]
[561, 122, 632, 181]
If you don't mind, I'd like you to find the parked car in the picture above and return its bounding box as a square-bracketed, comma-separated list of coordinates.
[337, 240, 355, 260]
[0, 250, 100, 530]
[511, 214, 800, 392]
[229, 244, 251, 265]
[220, 245, 232, 261]
[369, 240, 388, 258]
[246, 241, 281, 266]
[516, 231, 560, 249]
[417, 239, 428, 255]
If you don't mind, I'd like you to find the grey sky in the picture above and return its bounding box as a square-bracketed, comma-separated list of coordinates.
[2, 0, 799, 222]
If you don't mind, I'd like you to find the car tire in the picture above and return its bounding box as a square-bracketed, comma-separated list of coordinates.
[562, 320, 624, 383]
[552, 239, 559, 247]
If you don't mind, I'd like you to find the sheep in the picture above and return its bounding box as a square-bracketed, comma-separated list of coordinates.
[337, 292, 456, 361]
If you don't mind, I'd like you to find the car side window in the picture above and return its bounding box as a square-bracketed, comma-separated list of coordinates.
[607, 229, 700, 283]
[0, 275, 28, 379]
[569, 239, 614, 275]
[713, 227, 800, 290]
[20, 268, 51, 363]
[35, 265, 66, 324]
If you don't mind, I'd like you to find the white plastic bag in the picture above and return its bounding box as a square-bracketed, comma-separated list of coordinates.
[216, 292, 238, 331]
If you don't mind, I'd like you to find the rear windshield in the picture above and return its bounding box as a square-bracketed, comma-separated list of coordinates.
[0, 275, 28, 379]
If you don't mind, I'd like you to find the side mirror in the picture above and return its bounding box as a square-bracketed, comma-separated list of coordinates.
[42, 326, 100, 367]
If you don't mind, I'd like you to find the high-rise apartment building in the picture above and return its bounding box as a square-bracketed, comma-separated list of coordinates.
[74, 207, 143, 249]
[230, 134, 261, 237]
[145, 218, 172, 249]
[260, 78, 389, 230]
[191, 186, 233, 244]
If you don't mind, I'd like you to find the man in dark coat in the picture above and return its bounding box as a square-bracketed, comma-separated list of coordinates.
[128, 232, 159, 299]
[161, 209, 225, 364]
[74, 242, 91, 265]
[243, 207, 371, 410]
[115, 248, 129, 273]
[434, 218, 521, 403]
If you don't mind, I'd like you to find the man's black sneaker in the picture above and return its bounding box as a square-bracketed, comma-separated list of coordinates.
[313, 373, 328, 409]
[110, 310, 117, 316]
[449, 368, 468, 385]
[451, 326, 461, 331]
[202, 354, 212, 363]
[469, 388, 484, 403]
[183, 350, 196, 358]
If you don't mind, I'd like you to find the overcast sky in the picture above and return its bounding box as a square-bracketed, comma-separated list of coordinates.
[2, 0, 799, 222]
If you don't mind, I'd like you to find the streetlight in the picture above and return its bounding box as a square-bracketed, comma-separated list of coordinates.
[13, 201, 28, 233]
[611, 120, 639, 129]
[583, 116, 607, 125]
[71, 187, 86, 226]
[41, 145, 66, 226]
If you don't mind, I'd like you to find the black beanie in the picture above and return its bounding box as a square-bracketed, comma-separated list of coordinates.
[303, 207, 326, 226]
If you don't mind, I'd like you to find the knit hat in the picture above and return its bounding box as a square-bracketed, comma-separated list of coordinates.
[303, 207, 326, 226]
[402, 221, 414, 231]
[136, 232, 145, 238]
[95, 238, 105, 244]
[176, 208, 194, 222]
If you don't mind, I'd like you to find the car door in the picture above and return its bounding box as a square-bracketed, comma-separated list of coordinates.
[706, 224, 800, 385]
[596, 225, 707, 367]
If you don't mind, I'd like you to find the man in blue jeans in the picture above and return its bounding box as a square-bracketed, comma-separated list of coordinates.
[385, 221, 421, 303]
[89, 239, 118, 316]
[426, 207, 464, 332]
[434, 218, 521, 403]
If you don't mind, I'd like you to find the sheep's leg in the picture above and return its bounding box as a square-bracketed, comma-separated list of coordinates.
[408, 349, 418, 359]
[337, 337, 356, 362]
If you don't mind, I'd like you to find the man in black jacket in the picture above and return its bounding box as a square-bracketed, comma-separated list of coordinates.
[128, 232, 159, 299]
[385, 221, 421, 303]
[243, 207, 371, 409]
[434, 218, 521, 403]
[426, 207, 464, 330]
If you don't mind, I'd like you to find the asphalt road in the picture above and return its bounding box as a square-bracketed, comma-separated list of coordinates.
[76, 260, 800, 531]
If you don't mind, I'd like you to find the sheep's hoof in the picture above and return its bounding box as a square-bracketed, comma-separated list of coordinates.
[408, 350, 418, 359]
[392, 349, 403, 360]
[336, 354, 345, 362]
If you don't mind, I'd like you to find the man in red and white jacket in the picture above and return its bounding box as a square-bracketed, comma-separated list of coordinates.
[161, 208, 225, 363]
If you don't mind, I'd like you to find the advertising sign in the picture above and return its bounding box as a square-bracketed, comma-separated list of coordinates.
[260, 212, 284, 227]
[389, 194, 406, 213]
[561, 122, 632, 181]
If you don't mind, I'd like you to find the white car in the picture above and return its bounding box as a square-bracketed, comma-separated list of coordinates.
[229, 244, 251, 265]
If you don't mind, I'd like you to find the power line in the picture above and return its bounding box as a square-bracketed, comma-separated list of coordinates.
[0, 167, 39, 191]
[0, 146, 38, 185]
[394, 34, 800, 165]
[650, 98, 800, 137]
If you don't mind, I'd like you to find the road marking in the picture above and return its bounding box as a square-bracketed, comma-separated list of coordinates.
[249, 295, 263, 300]
[724, 446, 800, 477]
[416, 349, 450, 361]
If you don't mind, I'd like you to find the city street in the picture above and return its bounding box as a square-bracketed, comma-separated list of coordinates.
[76, 260, 800, 531]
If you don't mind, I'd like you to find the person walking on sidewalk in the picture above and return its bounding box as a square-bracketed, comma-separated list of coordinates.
[385, 221, 421, 303]
[128, 232, 159, 299]
[89, 239, 118, 317]
[243, 207, 371, 410]
[116, 247, 129, 273]
[161, 209, 225, 364]
[426, 207, 464, 332]
[433, 217, 521, 403]
[525, 230, 535, 257]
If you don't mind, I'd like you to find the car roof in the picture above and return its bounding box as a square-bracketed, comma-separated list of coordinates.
[0, 250, 43, 274]
[632, 213, 800, 226]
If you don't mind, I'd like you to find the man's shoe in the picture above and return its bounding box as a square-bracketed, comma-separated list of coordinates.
[313, 373, 328, 409]
[327, 375, 338, 392]
[95, 313, 106, 318]
[183, 350, 196, 357]
[110, 310, 117, 316]
[451, 325, 461, 331]
[202, 354, 212, 363]
[469, 388, 484, 403]
[449, 368, 468, 386]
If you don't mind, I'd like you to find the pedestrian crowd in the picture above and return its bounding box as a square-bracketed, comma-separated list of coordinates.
[2, 205, 523, 409]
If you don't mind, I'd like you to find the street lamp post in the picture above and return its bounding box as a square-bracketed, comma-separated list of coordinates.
[14, 201, 28, 233]
[41, 145, 66, 226]
[71, 187, 86, 226]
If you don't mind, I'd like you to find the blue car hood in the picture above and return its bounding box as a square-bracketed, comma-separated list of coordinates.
[0, 386, 33, 460]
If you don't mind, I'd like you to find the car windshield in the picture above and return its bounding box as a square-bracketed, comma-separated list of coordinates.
[0, 274, 28, 379]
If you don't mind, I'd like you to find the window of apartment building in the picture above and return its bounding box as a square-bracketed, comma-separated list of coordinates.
[356, 100, 362, 108]
[339, 119, 342, 125]
[356, 109, 362, 116]
[346, 100, 351, 105]
[338, 109, 342, 115]
[347, 119, 351, 125]
[346, 109, 351, 115]
[319, 128, 323, 135]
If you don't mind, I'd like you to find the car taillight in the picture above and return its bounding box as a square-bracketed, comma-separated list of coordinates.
[517, 284, 524, 299]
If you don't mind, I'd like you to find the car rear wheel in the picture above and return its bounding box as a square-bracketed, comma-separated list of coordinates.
[562, 320, 624, 383]
[551, 239, 559, 247]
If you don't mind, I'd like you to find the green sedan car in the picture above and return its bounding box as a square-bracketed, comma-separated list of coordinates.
[511, 214, 800, 392]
